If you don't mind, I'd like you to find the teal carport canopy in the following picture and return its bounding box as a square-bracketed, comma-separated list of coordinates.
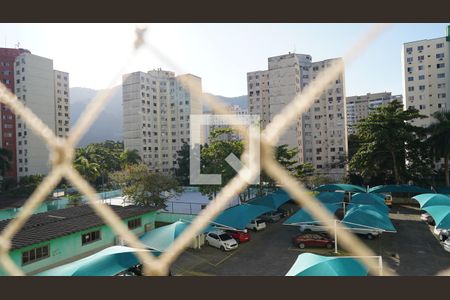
[412, 194, 450, 208]
[368, 185, 430, 194]
[316, 192, 345, 203]
[248, 191, 291, 210]
[342, 205, 396, 232]
[37, 246, 160, 276]
[285, 253, 369, 276]
[140, 220, 213, 252]
[314, 184, 366, 193]
[283, 203, 342, 225]
[422, 205, 450, 229]
[350, 193, 389, 212]
[436, 187, 450, 195]
[213, 203, 273, 230]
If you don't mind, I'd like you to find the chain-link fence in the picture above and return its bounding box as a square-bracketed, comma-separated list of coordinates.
[1, 23, 445, 276]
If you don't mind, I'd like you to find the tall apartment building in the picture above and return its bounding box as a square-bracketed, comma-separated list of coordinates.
[248, 53, 347, 179]
[204, 104, 248, 142]
[346, 92, 402, 135]
[122, 69, 202, 173]
[14, 53, 70, 179]
[0, 48, 31, 180]
[402, 26, 450, 128]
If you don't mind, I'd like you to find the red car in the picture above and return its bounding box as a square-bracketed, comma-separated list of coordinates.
[225, 230, 251, 243]
[292, 233, 334, 249]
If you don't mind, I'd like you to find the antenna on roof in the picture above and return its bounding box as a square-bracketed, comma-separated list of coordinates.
[15, 42, 20, 48]
[293, 43, 296, 53]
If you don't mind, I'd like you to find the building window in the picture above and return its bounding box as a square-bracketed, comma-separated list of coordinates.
[436, 53, 445, 59]
[128, 218, 142, 230]
[418, 75, 425, 80]
[81, 230, 101, 245]
[437, 63, 445, 69]
[22, 245, 50, 265]
[437, 73, 446, 79]
[437, 43, 444, 48]
[408, 76, 414, 81]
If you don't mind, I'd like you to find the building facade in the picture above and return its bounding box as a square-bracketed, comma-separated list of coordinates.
[402, 27, 450, 128]
[0, 205, 158, 276]
[248, 53, 347, 179]
[204, 104, 249, 142]
[122, 69, 202, 174]
[13, 53, 70, 179]
[346, 92, 402, 135]
[0, 48, 31, 180]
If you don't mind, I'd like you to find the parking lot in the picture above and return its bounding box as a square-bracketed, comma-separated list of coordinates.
[170, 203, 450, 276]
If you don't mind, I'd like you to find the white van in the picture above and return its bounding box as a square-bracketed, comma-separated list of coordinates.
[246, 219, 267, 232]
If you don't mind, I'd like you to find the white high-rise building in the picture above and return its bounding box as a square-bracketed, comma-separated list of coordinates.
[204, 104, 248, 142]
[402, 27, 450, 128]
[248, 53, 347, 179]
[122, 69, 202, 174]
[346, 92, 402, 135]
[13, 53, 70, 179]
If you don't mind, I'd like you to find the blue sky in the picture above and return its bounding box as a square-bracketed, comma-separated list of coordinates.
[0, 23, 448, 97]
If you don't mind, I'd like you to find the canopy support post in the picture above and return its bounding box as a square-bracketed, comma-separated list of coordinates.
[334, 219, 338, 254]
[378, 256, 383, 276]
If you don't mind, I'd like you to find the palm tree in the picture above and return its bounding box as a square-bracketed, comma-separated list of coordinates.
[73, 156, 101, 183]
[120, 149, 142, 168]
[427, 110, 450, 186]
[0, 147, 12, 176]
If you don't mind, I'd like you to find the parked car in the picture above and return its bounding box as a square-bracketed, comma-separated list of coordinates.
[298, 222, 328, 233]
[421, 213, 435, 225]
[383, 194, 393, 208]
[439, 229, 449, 242]
[260, 211, 282, 223]
[225, 229, 251, 243]
[292, 233, 335, 249]
[347, 227, 382, 240]
[299, 223, 381, 240]
[444, 239, 450, 253]
[205, 231, 238, 251]
[115, 264, 172, 276]
[246, 219, 267, 232]
[277, 207, 291, 217]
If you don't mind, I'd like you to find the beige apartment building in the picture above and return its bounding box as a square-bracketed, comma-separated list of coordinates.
[204, 104, 248, 142]
[13, 53, 70, 179]
[248, 53, 347, 180]
[122, 69, 202, 173]
[402, 28, 450, 128]
[346, 92, 402, 135]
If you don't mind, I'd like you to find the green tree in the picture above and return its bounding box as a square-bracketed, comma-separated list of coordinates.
[67, 193, 83, 207]
[259, 144, 299, 193]
[174, 142, 190, 186]
[73, 156, 101, 183]
[0, 147, 12, 176]
[110, 163, 181, 208]
[349, 100, 427, 184]
[427, 110, 450, 186]
[120, 149, 142, 168]
[198, 128, 245, 200]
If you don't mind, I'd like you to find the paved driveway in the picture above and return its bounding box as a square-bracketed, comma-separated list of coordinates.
[171, 204, 450, 276]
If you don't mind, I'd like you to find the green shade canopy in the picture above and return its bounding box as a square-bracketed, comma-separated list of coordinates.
[140, 221, 213, 252]
[436, 187, 450, 195]
[283, 203, 342, 225]
[350, 193, 389, 212]
[248, 190, 291, 210]
[412, 194, 450, 208]
[368, 185, 430, 194]
[213, 203, 273, 230]
[422, 206, 450, 229]
[285, 253, 369, 276]
[342, 205, 396, 232]
[314, 184, 366, 193]
[316, 192, 345, 203]
[37, 246, 160, 276]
